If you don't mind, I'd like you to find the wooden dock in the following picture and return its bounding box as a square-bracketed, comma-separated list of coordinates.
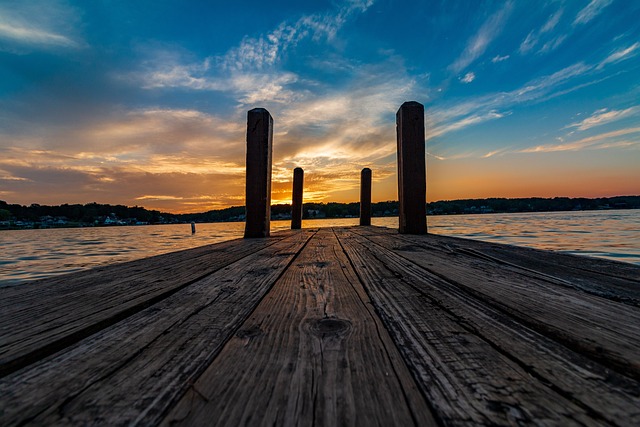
[1, 226, 639, 426]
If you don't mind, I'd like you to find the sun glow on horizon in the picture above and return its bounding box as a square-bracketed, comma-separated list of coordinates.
[1, 1, 638, 212]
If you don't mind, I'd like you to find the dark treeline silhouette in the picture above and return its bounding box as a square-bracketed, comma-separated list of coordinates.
[0, 201, 167, 226]
[426, 196, 639, 215]
[1, 196, 638, 229]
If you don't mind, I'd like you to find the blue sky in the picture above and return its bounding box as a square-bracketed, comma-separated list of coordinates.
[0, 0, 638, 212]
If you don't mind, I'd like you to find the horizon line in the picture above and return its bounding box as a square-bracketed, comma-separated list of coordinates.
[3, 193, 639, 215]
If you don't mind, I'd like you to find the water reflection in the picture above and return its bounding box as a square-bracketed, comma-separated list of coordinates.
[417, 210, 640, 265]
[0, 210, 637, 286]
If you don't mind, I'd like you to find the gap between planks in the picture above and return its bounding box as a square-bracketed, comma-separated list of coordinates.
[162, 228, 437, 427]
[351, 226, 640, 380]
[340, 226, 640, 426]
[0, 230, 314, 426]
[0, 232, 299, 378]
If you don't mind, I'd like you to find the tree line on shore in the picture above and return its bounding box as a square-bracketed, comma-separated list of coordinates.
[1, 196, 638, 229]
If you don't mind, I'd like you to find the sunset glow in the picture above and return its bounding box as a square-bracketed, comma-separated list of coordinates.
[1, 0, 638, 213]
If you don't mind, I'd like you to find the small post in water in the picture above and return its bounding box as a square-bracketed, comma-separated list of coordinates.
[291, 167, 304, 230]
[191, 221, 196, 234]
[360, 168, 372, 226]
[244, 108, 273, 238]
[396, 101, 427, 234]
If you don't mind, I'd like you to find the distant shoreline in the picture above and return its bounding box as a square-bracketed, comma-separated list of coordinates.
[1, 196, 638, 231]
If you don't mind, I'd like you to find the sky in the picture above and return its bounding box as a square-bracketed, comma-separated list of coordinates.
[0, 0, 639, 213]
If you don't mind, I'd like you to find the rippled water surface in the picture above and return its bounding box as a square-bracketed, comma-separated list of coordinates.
[1, 210, 638, 286]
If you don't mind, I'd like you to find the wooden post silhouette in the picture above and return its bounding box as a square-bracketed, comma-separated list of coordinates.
[244, 108, 273, 238]
[291, 167, 304, 229]
[360, 168, 372, 226]
[396, 101, 427, 234]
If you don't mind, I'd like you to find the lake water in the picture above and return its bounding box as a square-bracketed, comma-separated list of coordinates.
[1, 210, 638, 286]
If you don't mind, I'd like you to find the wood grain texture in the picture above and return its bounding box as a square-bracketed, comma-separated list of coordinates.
[244, 107, 273, 238]
[291, 167, 304, 229]
[0, 233, 293, 377]
[359, 168, 372, 226]
[2, 226, 639, 426]
[0, 231, 313, 426]
[396, 101, 426, 234]
[362, 226, 640, 305]
[449, 234, 640, 306]
[338, 228, 640, 426]
[352, 227, 640, 381]
[162, 228, 436, 427]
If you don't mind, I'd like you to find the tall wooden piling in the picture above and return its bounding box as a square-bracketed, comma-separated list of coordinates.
[396, 101, 427, 234]
[360, 168, 372, 226]
[291, 167, 304, 229]
[244, 108, 273, 238]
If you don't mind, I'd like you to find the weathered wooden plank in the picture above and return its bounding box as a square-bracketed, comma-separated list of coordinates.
[0, 233, 294, 378]
[337, 228, 640, 426]
[362, 226, 640, 305]
[0, 230, 313, 426]
[444, 234, 640, 306]
[162, 229, 436, 426]
[353, 227, 640, 380]
[336, 228, 612, 425]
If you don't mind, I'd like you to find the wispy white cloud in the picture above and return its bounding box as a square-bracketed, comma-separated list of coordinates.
[0, 153, 247, 212]
[135, 195, 184, 201]
[0, 169, 31, 182]
[222, 0, 373, 72]
[9, 108, 247, 167]
[539, 35, 567, 54]
[0, 22, 79, 49]
[512, 62, 591, 99]
[104, 108, 241, 148]
[449, 2, 512, 73]
[276, 62, 416, 164]
[0, 110, 250, 212]
[429, 110, 507, 140]
[574, 0, 613, 25]
[232, 72, 302, 104]
[565, 107, 639, 131]
[521, 127, 640, 153]
[519, 32, 538, 54]
[482, 148, 507, 158]
[460, 72, 476, 83]
[541, 9, 564, 33]
[131, 0, 375, 108]
[427, 152, 446, 161]
[222, 23, 299, 72]
[138, 56, 221, 90]
[426, 61, 597, 142]
[519, 9, 566, 55]
[61, 56, 415, 205]
[133, 49, 303, 105]
[492, 54, 510, 63]
[597, 42, 640, 69]
[0, 1, 84, 52]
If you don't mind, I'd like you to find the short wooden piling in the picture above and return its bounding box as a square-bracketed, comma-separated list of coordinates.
[244, 108, 273, 238]
[396, 101, 427, 234]
[360, 168, 372, 226]
[291, 167, 304, 229]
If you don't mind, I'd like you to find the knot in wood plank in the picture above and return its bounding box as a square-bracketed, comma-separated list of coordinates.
[309, 318, 351, 338]
[235, 325, 263, 340]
